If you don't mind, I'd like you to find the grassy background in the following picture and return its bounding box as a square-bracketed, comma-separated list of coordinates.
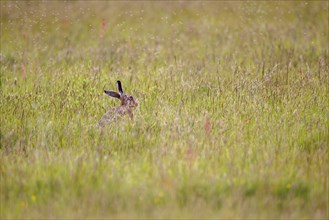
[1, 1, 328, 218]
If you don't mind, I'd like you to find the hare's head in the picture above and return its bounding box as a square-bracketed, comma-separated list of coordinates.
[104, 81, 138, 108]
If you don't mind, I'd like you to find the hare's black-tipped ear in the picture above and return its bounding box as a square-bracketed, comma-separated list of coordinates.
[117, 80, 124, 95]
[104, 90, 120, 99]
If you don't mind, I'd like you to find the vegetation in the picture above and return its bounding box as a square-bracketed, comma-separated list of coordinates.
[1, 1, 328, 218]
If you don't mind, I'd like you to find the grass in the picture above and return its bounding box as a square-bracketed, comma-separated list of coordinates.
[1, 1, 328, 219]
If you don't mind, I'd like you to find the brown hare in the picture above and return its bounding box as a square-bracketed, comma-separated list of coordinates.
[98, 80, 138, 127]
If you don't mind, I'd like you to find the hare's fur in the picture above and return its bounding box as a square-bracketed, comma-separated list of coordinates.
[98, 81, 138, 126]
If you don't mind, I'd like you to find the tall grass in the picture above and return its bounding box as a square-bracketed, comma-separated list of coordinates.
[1, 1, 328, 218]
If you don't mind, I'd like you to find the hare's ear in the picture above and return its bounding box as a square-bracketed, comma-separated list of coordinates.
[104, 90, 121, 99]
[117, 80, 124, 95]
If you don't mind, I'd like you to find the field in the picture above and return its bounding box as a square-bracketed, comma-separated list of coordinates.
[1, 1, 328, 218]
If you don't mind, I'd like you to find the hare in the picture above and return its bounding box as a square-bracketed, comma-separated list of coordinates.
[98, 80, 138, 127]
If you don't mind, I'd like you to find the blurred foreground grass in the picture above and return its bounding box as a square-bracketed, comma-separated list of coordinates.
[0, 1, 328, 218]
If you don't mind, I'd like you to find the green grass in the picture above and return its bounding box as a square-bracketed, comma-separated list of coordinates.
[1, 1, 328, 218]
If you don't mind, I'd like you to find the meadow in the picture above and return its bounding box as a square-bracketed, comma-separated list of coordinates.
[0, 1, 328, 218]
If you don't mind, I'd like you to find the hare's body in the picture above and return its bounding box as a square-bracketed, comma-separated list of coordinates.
[98, 81, 138, 127]
[98, 106, 134, 126]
